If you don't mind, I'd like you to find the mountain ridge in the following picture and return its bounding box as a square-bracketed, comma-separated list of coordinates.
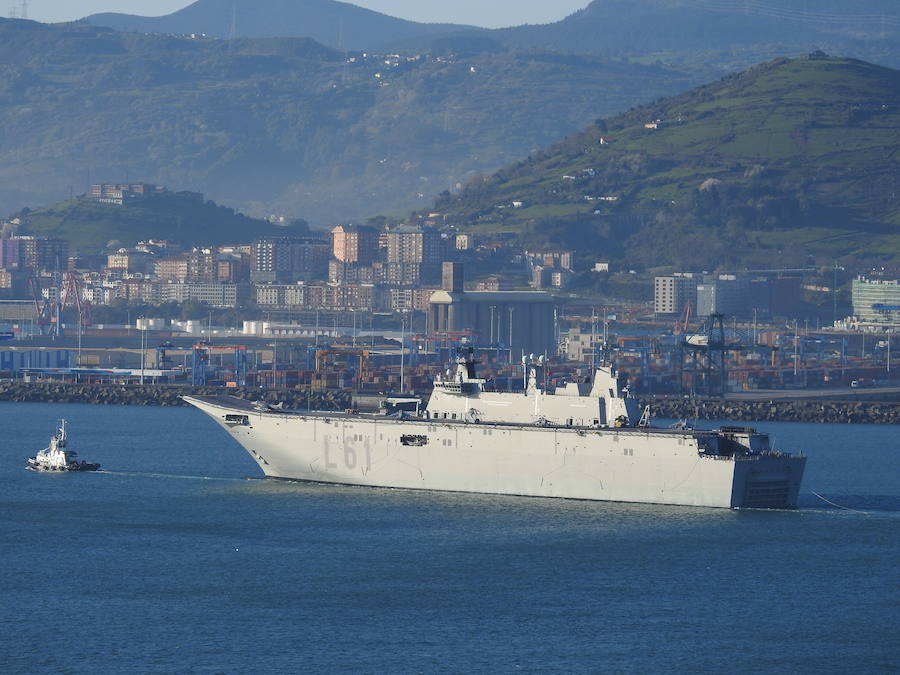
[0, 18, 695, 224]
[85, 0, 900, 70]
[84, 0, 482, 51]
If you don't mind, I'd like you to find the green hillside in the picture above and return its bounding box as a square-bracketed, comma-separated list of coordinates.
[0, 18, 692, 225]
[436, 55, 900, 270]
[18, 192, 302, 252]
[495, 0, 900, 55]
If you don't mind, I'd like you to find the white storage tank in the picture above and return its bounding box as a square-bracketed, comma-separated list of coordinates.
[136, 317, 167, 331]
[182, 320, 204, 335]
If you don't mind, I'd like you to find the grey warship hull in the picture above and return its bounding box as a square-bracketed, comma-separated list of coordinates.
[184, 395, 805, 509]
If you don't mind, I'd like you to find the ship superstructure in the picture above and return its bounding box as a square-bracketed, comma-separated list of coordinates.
[427, 348, 640, 428]
[184, 348, 805, 509]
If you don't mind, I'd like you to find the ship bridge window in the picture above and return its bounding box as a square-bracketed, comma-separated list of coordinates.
[224, 414, 250, 426]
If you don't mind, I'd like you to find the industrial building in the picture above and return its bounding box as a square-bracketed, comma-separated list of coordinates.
[0, 235, 69, 272]
[697, 276, 746, 318]
[660, 272, 802, 319]
[330, 224, 380, 265]
[251, 237, 330, 283]
[654, 273, 699, 315]
[852, 276, 900, 327]
[427, 263, 557, 356]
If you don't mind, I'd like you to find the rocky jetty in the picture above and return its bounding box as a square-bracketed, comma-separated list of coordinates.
[641, 396, 900, 425]
[1, 381, 898, 424]
[0, 381, 351, 410]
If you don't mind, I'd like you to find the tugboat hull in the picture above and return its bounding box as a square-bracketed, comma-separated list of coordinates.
[26, 419, 101, 473]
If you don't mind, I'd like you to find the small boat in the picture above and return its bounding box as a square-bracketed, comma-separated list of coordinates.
[26, 419, 100, 472]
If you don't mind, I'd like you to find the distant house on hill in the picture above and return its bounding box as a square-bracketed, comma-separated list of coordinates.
[86, 183, 203, 206]
[525, 249, 574, 271]
[87, 183, 166, 205]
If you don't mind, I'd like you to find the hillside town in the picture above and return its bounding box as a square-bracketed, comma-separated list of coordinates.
[0, 183, 580, 318]
[0, 183, 898, 398]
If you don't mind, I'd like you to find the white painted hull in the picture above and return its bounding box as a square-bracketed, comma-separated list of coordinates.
[184, 397, 805, 509]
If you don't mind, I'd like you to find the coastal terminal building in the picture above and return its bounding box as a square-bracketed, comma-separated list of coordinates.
[654, 273, 699, 315]
[849, 276, 900, 330]
[427, 263, 557, 357]
[656, 272, 802, 319]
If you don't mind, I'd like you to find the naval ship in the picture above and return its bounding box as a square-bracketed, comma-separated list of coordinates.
[184, 348, 806, 509]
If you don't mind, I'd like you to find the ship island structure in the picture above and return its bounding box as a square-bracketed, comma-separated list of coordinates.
[185, 347, 806, 509]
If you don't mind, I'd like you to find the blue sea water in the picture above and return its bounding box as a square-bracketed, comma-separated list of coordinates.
[0, 402, 898, 674]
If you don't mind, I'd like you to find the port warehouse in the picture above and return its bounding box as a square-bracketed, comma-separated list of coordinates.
[0, 312, 896, 393]
[0, 327, 896, 394]
[0, 341, 445, 388]
[0, 282, 898, 393]
[1, 349, 74, 371]
[0, 309, 897, 391]
[0, 348, 185, 384]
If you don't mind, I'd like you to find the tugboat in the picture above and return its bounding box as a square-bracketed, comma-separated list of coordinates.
[26, 420, 100, 472]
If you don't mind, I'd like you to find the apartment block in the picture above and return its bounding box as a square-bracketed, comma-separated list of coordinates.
[654, 274, 699, 315]
[331, 224, 380, 264]
[852, 276, 900, 325]
[252, 237, 329, 283]
[3, 236, 69, 272]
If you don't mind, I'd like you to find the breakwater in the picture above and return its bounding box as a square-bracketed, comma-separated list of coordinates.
[641, 397, 900, 425]
[0, 381, 351, 410]
[1, 381, 898, 424]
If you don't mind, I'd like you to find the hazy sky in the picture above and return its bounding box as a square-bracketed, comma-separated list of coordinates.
[23, 1, 590, 28]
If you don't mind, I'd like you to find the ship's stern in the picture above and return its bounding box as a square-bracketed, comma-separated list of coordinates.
[731, 454, 807, 509]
